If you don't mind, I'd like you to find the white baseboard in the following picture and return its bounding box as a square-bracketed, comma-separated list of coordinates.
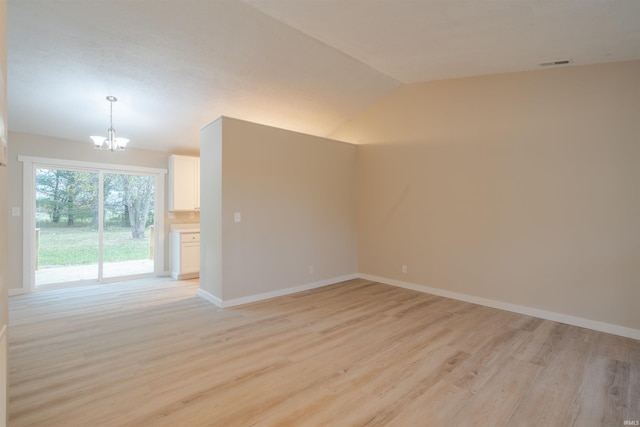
[197, 288, 223, 306]
[8, 288, 28, 297]
[359, 274, 640, 341]
[197, 273, 359, 308]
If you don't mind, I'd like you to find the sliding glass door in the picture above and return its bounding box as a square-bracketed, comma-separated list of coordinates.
[35, 168, 100, 285]
[34, 166, 158, 287]
[102, 172, 155, 279]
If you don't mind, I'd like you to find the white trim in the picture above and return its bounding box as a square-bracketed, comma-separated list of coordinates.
[8, 288, 28, 297]
[17, 155, 167, 175]
[198, 274, 359, 308]
[197, 288, 223, 307]
[193, 271, 640, 340]
[0, 325, 5, 342]
[359, 274, 640, 341]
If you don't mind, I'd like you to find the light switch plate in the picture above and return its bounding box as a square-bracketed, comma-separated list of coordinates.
[234, 212, 241, 223]
[11, 207, 20, 217]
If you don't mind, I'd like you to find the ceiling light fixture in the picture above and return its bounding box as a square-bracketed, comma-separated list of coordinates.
[90, 96, 129, 151]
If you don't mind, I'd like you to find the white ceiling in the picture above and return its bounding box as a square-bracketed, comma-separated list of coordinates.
[7, 0, 640, 153]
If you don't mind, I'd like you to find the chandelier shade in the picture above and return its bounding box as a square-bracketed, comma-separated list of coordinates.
[90, 96, 129, 151]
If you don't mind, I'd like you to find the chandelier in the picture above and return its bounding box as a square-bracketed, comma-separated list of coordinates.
[90, 96, 129, 151]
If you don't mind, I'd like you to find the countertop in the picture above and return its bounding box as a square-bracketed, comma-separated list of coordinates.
[170, 224, 200, 234]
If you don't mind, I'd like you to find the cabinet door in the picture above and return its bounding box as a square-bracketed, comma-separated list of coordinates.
[169, 155, 198, 211]
[181, 243, 200, 273]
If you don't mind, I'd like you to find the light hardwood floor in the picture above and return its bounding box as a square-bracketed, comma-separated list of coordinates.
[8, 278, 640, 426]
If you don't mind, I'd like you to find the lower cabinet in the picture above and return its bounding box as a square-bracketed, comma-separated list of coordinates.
[170, 231, 200, 279]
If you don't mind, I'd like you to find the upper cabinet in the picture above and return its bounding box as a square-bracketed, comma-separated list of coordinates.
[168, 155, 200, 211]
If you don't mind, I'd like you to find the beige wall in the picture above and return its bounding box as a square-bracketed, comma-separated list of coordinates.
[6, 60, 638, 335]
[200, 117, 358, 302]
[6, 132, 200, 290]
[331, 61, 640, 330]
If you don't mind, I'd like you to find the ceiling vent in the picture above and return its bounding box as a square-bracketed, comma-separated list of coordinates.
[539, 60, 572, 67]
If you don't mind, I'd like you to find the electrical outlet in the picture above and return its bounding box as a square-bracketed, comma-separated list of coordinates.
[309, 265, 314, 275]
[402, 264, 407, 274]
[234, 212, 241, 223]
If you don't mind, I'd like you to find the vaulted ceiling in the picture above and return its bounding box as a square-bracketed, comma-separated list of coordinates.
[7, 0, 640, 152]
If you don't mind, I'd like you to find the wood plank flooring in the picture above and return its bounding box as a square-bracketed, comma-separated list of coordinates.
[8, 278, 640, 426]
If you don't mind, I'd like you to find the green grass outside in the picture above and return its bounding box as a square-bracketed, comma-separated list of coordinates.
[37, 225, 152, 267]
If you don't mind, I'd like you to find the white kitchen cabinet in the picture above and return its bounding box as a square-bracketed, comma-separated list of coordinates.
[170, 231, 200, 280]
[168, 155, 200, 211]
